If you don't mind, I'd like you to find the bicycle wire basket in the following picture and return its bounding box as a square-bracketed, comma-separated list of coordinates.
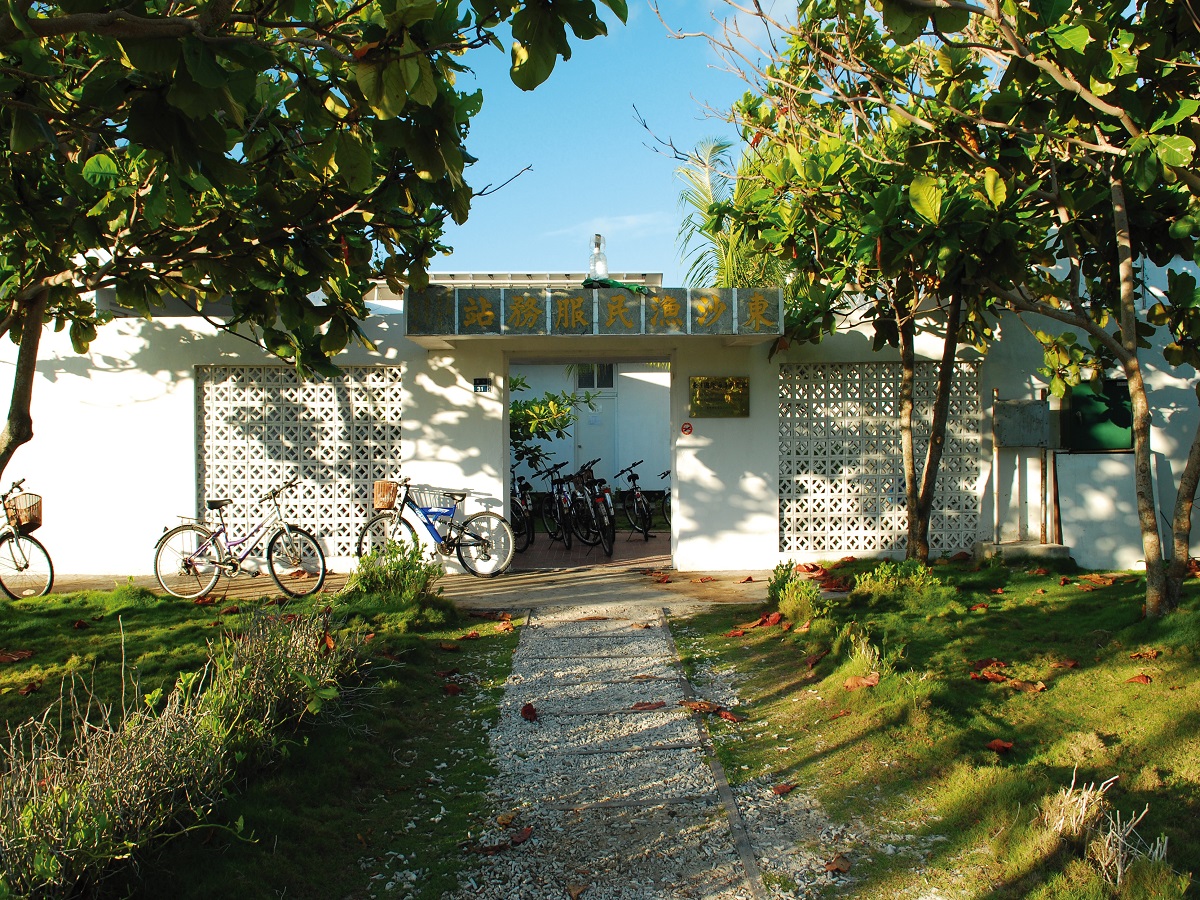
[408, 486, 458, 519]
[372, 480, 400, 510]
[4, 493, 42, 534]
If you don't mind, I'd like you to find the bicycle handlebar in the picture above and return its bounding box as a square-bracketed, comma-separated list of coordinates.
[261, 477, 300, 502]
[613, 460, 643, 478]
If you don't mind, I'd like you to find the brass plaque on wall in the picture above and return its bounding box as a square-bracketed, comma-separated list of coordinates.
[689, 376, 750, 418]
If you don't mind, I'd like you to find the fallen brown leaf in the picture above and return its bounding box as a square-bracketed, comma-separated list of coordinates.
[520, 703, 538, 722]
[18, 680, 41, 695]
[991, 588, 1005, 595]
[691, 576, 716, 583]
[1126, 673, 1152, 684]
[724, 629, 746, 638]
[434, 668, 459, 678]
[680, 699, 722, 713]
[444, 683, 463, 696]
[0, 649, 33, 663]
[456, 631, 481, 640]
[510, 826, 533, 846]
[575, 615, 609, 621]
[819, 576, 853, 592]
[844, 671, 880, 691]
[1008, 679, 1047, 693]
[496, 620, 515, 633]
[970, 671, 1009, 683]
[717, 709, 746, 723]
[772, 784, 796, 795]
[738, 576, 754, 583]
[567, 885, 588, 900]
[825, 853, 851, 873]
[220, 605, 240, 615]
[1035, 588, 1047, 594]
[1050, 659, 1079, 669]
[805, 649, 830, 671]
[969, 602, 990, 611]
[950, 551, 972, 562]
[781, 622, 793, 631]
[629, 622, 653, 629]
[1080, 573, 1116, 587]
[630, 701, 667, 711]
[655, 575, 671, 584]
[439, 642, 460, 652]
[72, 620, 90, 630]
[1130, 649, 1160, 660]
[986, 738, 1014, 753]
[497, 812, 517, 827]
[1029, 567, 1050, 576]
[970, 658, 1008, 671]
[1059, 576, 1071, 586]
[829, 709, 852, 720]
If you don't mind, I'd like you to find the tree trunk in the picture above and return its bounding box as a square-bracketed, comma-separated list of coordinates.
[898, 301, 924, 561]
[914, 290, 964, 562]
[1166, 419, 1200, 609]
[1111, 173, 1166, 616]
[0, 290, 46, 481]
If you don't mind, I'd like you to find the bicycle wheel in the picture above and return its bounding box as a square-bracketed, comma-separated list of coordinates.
[558, 496, 573, 550]
[154, 524, 221, 599]
[456, 512, 515, 577]
[356, 511, 419, 557]
[572, 495, 600, 546]
[540, 494, 562, 540]
[510, 497, 531, 553]
[622, 491, 640, 531]
[634, 494, 653, 540]
[0, 533, 53, 599]
[267, 526, 326, 597]
[662, 491, 671, 525]
[596, 502, 614, 557]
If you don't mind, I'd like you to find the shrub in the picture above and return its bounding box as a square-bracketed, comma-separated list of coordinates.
[850, 559, 952, 610]
[0, 611, 353, 899]
[777, 577, 823, 626]
[341, 541, 459, 632]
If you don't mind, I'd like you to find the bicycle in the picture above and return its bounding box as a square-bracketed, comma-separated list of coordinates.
[660, 469, 671, 525]
[0, 480, 53, 598]
[536, 460, 575, 550]
[614, 460, 653, 540]
[568, 458, 615, 557]
[509, 465, 536, 553]
[154, 478, 326, 599]
[356, 478, 515, 578]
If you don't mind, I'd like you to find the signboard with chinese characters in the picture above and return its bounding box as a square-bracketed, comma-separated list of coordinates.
[405, 287, 782, 340]
[689, 376, 750, 418]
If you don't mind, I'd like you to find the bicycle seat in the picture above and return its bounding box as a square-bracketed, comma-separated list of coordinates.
[445, 491, 466, 503]
[206, 499, 234, 510]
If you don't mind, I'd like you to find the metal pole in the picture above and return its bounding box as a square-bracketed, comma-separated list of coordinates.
[993, 388, 1000, 545]
[1040, 388, 1048, 544]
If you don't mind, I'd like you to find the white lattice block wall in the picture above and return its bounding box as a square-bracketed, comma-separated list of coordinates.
[196, 366, 404, 558]
[779, 362, 982, 555]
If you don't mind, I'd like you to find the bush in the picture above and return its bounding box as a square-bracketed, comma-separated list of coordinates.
[850, 559, 953, 610]
[777, 577, 823, 626]
[0, 611, 353, 899]
[341, 541, 459, 633]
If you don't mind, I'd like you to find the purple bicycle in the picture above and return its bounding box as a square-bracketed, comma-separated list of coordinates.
[153, 478, 326, 599]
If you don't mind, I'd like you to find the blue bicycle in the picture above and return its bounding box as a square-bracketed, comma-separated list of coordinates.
[354, 478, 515, 578]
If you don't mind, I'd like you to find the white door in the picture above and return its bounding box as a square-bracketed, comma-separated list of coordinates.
[574, 393, 618, 482]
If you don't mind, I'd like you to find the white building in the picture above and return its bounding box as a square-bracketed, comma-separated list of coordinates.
[1, 272, 1195, 576]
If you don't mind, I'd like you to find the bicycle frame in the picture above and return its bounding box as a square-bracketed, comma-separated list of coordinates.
[390, 482, 463, 548]
[195, 491, 297, 570]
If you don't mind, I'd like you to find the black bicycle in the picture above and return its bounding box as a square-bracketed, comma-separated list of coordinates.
[614, 460, 653, 540]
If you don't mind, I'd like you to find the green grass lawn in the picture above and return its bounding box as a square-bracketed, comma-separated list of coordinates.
[5, 558, 1196, 899]
[0, 581, 518, 899]
[671, 557, 1199, 898]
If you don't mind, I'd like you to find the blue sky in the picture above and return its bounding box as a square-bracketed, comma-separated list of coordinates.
[435, 1, 757, 286]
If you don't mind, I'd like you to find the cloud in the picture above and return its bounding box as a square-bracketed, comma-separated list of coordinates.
[541, 211, 677, 241]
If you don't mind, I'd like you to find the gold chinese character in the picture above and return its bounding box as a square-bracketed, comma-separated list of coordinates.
[555, 295, 588, 330]
[605, 296, 635, 330]
[507, 293, 542, 329]
[694, 294, 728, 328]
[462, 294, 495, 328]
[649, 295, 683, 329]
[742, 291, 777, 332]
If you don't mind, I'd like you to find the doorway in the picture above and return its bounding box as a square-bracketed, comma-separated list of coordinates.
[507, 357, 671, 569]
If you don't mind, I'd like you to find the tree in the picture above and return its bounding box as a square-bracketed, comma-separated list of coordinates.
[702, 8, 1033, 562]
[701, 0, 1198, 612]
[0, 0, 628, 477]
[508, 375, 596, 473]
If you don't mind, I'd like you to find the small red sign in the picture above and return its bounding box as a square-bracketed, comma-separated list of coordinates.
[681, 422, 693, 435]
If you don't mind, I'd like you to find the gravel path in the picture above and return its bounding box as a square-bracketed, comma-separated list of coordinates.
[445, 594, 859, 900]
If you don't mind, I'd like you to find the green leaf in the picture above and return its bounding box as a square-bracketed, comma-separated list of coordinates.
[982, 168, 1006, 207]
[355, 60, 408, 119]
[81, 153, 121, 189]
[119, 38, 180, 73]
[1153, 135, 1195, 168]
[1151, 98, 1200, 133]
[1031, 0, 1072, 24]
[932, 6, 969, 32]
[9, 109, 53, 152]
[510, 40, 557, 91]
[1047, 23, 1091, 51]
[909, 175, 943, 225]
[182, 38, 227, 89]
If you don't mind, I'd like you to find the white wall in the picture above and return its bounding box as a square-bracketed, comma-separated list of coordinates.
[0, 286, 508, 576]
[670, 341, 779, 571]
